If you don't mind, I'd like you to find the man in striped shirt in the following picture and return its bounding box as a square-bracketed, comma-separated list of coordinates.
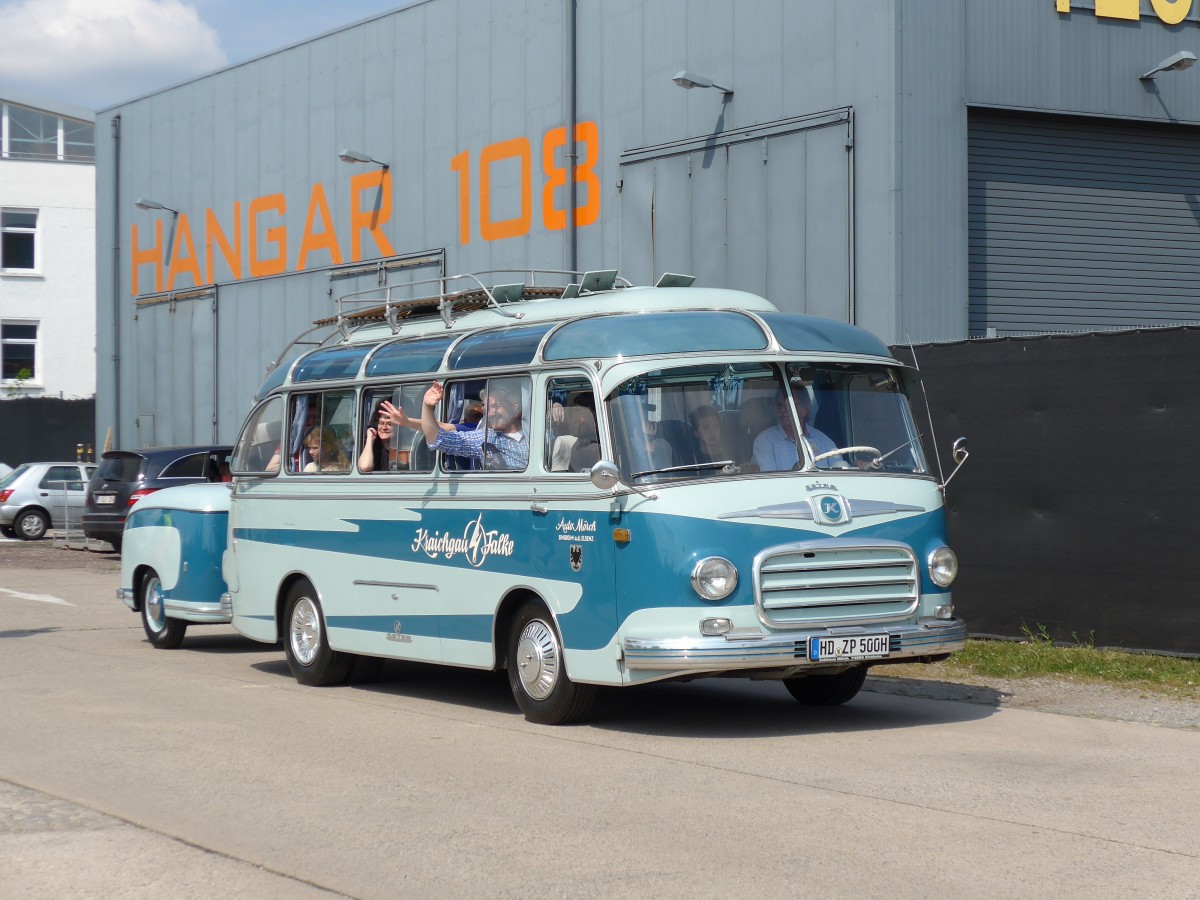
[417, 380, 529, 471]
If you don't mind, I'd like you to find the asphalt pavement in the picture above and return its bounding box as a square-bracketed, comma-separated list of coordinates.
[1, 559, 1198, 898]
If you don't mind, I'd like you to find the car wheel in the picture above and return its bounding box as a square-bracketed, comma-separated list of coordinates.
[108, 536, 122, 553]
[506, 601, 595, 725]
[283, 581, 351, 686]
[0, 524, 16, 539]
[140, 570, 188, 649]
[784, 665, 869, 706]
[15, 509, 48, 541]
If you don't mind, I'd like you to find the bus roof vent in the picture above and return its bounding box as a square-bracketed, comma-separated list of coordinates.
[655, 272, 696, 288]
[580, 269, 618, 293]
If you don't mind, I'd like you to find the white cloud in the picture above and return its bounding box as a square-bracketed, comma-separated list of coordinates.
[0, 0, 228, 108]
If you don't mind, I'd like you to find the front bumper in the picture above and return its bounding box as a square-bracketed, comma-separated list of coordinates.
[622, 617, 967, 672]
[115, 587, 231, 623]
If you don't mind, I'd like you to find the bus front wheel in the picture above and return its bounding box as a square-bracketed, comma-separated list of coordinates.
[784, 665, 868, 706]
[284, 581, 351, 686]
[506, 602, 595, 725]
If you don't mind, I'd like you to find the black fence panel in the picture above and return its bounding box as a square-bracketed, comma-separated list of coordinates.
[0, 398, 96, 469]
[895, 328, 1200, 656]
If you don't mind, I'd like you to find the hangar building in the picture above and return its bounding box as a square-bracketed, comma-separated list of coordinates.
[94, 0, 1200, 447]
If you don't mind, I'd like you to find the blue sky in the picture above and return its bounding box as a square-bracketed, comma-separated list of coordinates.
[0, 0, 414, 110]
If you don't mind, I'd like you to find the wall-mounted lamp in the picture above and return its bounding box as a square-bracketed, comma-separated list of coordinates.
[338, 149, 389, 169]
[672, 70, 733, 99]
[134, 197, 179, 214]
[1140, 50, 1197, 80]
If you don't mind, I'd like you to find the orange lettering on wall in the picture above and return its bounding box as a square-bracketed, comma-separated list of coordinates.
[480, 137, 532, 241]
[130, 221, 163, 296]
[1151, 0, 1192, 24]
[450, 150, 471, 245]
[166, 214, 203, 290]
[297, 183, 344, 270]
[204, 204, 242, 283]
[248, 194, 288, 277]
[1094, 0, 1139, 20]
[349, 170, 397, 261]
[541, 122, 601, 231]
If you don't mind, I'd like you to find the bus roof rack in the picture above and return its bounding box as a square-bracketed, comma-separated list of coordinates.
[313, 268, 634, 338]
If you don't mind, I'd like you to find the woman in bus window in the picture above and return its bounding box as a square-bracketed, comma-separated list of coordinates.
[360, 404, 404, 472]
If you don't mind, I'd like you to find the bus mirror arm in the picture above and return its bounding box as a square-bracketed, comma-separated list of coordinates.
[940, 437, 970, 493]
[589, 460, 659, 501]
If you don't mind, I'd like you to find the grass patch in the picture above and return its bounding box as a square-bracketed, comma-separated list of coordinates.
[875, 625, 1200, 701]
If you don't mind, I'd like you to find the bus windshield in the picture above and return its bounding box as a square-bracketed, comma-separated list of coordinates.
[604, 362, 928, 482]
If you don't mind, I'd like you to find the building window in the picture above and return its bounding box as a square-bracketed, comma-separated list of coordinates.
[1, 321, 39, 382]
[1, 102, 94, 162]
[0, 209, 38, 272]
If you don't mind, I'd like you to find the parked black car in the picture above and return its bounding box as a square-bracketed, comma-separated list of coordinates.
[83, 446, 233, 552]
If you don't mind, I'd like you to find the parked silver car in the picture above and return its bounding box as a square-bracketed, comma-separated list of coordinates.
[0, 462, 97, 540]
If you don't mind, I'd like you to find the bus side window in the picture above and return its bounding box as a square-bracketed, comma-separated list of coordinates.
[545, 376, 598, 473]
[361, 385, 429, 473]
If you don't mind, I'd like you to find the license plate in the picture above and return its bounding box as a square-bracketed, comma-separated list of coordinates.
[96, 494, 115, 505]
[810, 634, 890, 662]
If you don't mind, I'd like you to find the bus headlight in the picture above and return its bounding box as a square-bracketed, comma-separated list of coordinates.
[928, 546, 958, 587]
[691, 557, 738, 601]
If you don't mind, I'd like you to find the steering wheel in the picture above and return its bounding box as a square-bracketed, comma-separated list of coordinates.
[811, 446, 882, 466]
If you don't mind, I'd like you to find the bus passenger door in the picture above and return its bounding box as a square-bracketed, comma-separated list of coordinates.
[532, 375, 619, 675]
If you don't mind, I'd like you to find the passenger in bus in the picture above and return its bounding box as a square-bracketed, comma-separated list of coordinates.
[689, 405, 731, 464]
[302, 427, 350, 473]
[752, 387, 841, 471]
[418, 381, 529, 469]
[359, 405, 404, 472]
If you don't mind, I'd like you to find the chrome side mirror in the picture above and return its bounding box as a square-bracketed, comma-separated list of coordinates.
[589, 460, 622, 491]
[952, 436, 969, 465]
[942, 436, 970, 492]
[589, 459, 658, 501]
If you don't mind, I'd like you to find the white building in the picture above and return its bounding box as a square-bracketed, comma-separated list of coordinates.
[0, 89, 96, 399]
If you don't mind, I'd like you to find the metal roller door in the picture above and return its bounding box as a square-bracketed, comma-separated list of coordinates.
[968, 110, 1200, 336]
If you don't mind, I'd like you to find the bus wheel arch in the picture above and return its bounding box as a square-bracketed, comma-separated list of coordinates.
[502, 594, 595, 725]
[280, 577, 351, 686]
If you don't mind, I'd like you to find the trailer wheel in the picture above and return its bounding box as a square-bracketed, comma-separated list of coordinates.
[140, 569, 188, 649]
[784, 665, 868, 706]
[284, 581, 351, 686]
[506, 601, 595, 725]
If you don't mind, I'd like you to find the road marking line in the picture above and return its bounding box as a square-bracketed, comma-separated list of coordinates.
[0, 587, 75, 606]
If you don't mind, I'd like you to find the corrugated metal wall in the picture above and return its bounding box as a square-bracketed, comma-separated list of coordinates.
[968, 110, 1200, 336]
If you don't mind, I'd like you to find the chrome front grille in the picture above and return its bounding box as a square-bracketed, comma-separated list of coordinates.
[754, 538, 919, 628]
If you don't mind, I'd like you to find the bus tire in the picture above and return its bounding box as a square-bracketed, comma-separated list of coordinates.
[784, 665, 868, 706]
[284, 581, 351, 686]
[506, 601, 595, 725]
[140, 569, 188, 649]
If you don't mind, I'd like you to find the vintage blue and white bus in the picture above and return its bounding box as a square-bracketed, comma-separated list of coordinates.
[153, 270, 968, 724]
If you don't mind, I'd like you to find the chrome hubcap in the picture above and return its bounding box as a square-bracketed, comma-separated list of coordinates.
[19, 515, 42, 538]
[144, 577, 165, 631]
[290, 596, 320, 666]
[516, 618, 559, 700]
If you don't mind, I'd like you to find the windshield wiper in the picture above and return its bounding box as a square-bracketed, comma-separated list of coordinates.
[630, 460, 737, 479]
[874, 434, 924, 467]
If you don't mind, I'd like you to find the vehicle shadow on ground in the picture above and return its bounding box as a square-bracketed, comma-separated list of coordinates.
[254, 657, 1003, 736]
[174, 631, 280, 654]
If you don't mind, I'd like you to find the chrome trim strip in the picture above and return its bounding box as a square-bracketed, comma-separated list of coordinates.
[622, 619, 966, 672]
[720, 499, 925, 521]
[162, 598, 231, 623]
[352, 580, 439, 591]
